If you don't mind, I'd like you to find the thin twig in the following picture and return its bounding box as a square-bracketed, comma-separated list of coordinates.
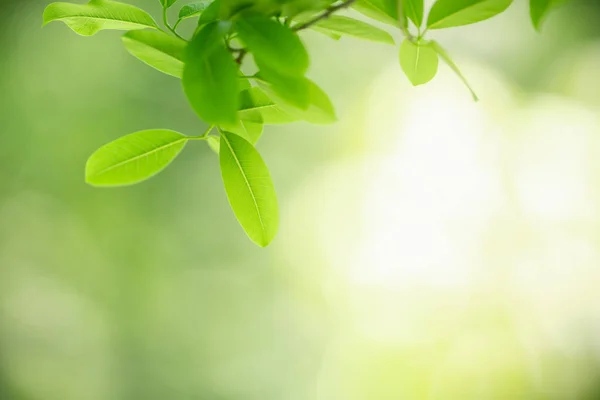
[292, 0, 358, 31]
[235, 49, 248, 65]
[163, 7, 185, 40]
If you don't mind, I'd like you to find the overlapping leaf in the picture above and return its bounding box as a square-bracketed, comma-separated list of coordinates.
[403, 0, 424, 28]
[260, 79, 336, 125]
[219, 131, 279, 247]
[352, 0, 399, 26]
[183, 21, 239, 125]
[427, 0, 513, 29]
[236, 15, 309, 76]
[311, 16, 394, 44]
[43, 0, 158, 36]
[122, 30, 186, 78]
[238, 87, 298, 125]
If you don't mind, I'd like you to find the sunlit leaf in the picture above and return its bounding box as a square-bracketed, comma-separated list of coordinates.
[238, 87, 298, 125]
[430, 41, 478, 100]
[427, 0, 513, 29]
[311, 16, 394, 44]
[311, 26, 342, 40]
[122, 30, 186, 78]
[258, 65, 311, 110]
[403, 0, 424, 28]
[399, 39, 439, 86]
[260, 79, 336, 125]
[43, 0, 158, 36]
[86, 129, 187, 186]
[219, 131, 279, 247]
[236, 15, 309, 76]
[352, 0, 399, 26]
[220, 120, 264, 144]
[183, 21, 239, 125]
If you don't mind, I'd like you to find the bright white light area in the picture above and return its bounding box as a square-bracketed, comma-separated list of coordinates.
[279, 59, 600, 398]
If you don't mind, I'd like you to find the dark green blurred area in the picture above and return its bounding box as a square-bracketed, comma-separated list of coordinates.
[2, 0, 600, 399]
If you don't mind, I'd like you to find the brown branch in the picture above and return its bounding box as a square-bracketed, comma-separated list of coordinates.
[292, 0, 358, 31]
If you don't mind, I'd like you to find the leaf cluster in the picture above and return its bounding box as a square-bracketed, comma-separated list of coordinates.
[43, 0, 566, 246]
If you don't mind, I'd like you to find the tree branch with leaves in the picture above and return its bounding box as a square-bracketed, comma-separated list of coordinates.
[42, 0, 566, 247]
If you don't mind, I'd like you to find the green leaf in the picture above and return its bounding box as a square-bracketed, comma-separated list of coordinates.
[219, 131, 279, 247]
[403, 0, 424, 28]
[352, 0, 399, 27]
[43, 0, 158, 36]
[197, 0, 221, 25]
[238, 87, 298, 125]
[399, 39, 439, 86]
[178, 0, 212, 21]
[122, 30, 186, 78]
[311, 16, 394, 44]
[220, 120, 264, 144]
[260, 79, 336, 125]
[238, 77, 252, 91]
[430, 41, 478, 100]
[86, 129, 187, 187]
[426, 0, 513, 29]
[311, 26, 342, 40]
[161, 0, 178, 8]
[236, 15, 309, 76]
[207, 135, 220, 154]
[530, 0, 565, 31]
[183, 21, 239, 125]
[257, 65, 311, 110]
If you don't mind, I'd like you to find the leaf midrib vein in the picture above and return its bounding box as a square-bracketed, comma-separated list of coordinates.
[221, 134, 266, 236]
[91, 137, 186, 177]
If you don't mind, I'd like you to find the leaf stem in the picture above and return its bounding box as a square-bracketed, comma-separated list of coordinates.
[187, 125, 215, 140]
[201, 124, 215, 138]
[292, 0, 358, 31]
[235, 49, 248, 65]
[162, 7, 185, 40]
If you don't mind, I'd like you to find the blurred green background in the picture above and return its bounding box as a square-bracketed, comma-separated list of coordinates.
[2, 0, 600, 399]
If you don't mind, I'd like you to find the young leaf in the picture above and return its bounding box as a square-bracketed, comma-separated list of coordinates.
[178, 0, 212, 21]
[43, 0, 158, 36]
[430, 41, 478, 100]
[219, 131, 279, 247]
[161, 0, 178, 8]
[207, 135, 220, 154]
[426, 0, 513, 30]
[238, 87, 298, 125]
[258, 65, 311, 110]
[399, 39, 439, 86]
[183, 21, 239, 125]
[220, 120, 264, 144]
[311, 16, 395, 44]
[122, 30, 186, 78]
[352, 0, 399, 26]
[260, 79, 336, 125]
[403, 0, 424, 28]
[86, 129, 187, 187]
[236, 15, 309, 77]
[530, 0, 564, 31]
